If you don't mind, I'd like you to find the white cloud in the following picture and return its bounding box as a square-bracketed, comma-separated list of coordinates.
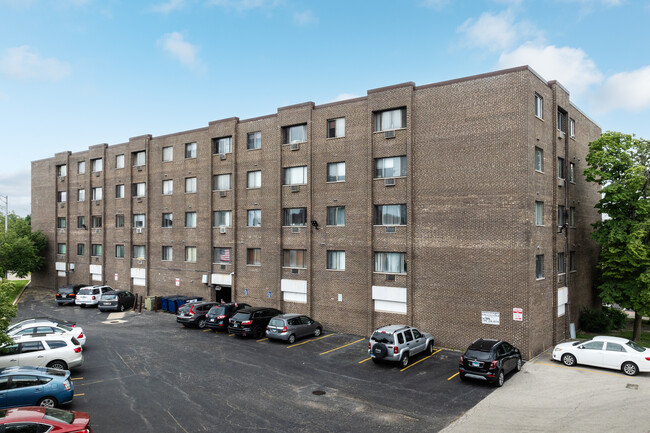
[158, 32, 201, 69]
[150, 0, 185, 14]
[593, 65, 650, 113]
[457, 10, 541, 52]
[293, 10, 317, 26]
[497, 43, 603, 96]
[207, 0, 282, 11]
[329, 93, 361, 103]
[0, 46, 71, 81]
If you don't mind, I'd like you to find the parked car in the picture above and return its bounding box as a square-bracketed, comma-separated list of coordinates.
[552, 335, 650, 376]
[228, 307, 282, 339]
[75, 285, 113, 307]
[0, 366, 74, 408]
[55, 284, 87, 306]
[205, 302, 251, 331]
[98, 290, 136, 312]
[7, 321, 86, 346]
[0, 406, 92, 432]
[368, 325, 435, 367]
[176, 301, 219, 329]
[459, 338, 522, 387]
[266, 314, 322, 344]
[0, 335, 83, 371]
[8, 318, 76, 334]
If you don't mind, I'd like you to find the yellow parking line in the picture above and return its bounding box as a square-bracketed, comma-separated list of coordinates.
[536, 362, 625, 377]
[358, 357, 372, 364]
[71, 377, 83, 381]
[320, 338, 365, 355]
[202, 329, 211, 332]
[448, 372, 459, 380]
[256, 338, 268, 342]
[74, 393, 85, 397]
[228, 334, 235, 337]
[400, 349, 442, 372]
[287, 334, 334, 348]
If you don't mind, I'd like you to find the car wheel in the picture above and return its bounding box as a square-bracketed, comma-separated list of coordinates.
[197, 318, 207, 329]
[515, 357, 522, 372]
[426, 342, 435, 355]
[120, 304, 125, 312]
[459, 372, 467, 381]
[79, 304, 85, 308]
[371, 358, 380, 364]
[288, 334, 296, 344]
[252, 326, 264, 339]
[314, 327, 322, 337]
[562, 353, 577, 367]
[494, 370, 505, 387]
[372, 343, 388, 359]
[38, 397, 58, 408]
[622, 361, 638, 376]
[400, 353, 410, 368]
[46, 360, 68, 370]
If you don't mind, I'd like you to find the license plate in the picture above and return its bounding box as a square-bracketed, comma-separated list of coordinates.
[102, 302, 111, 305]
[210, 319, 215, 322]
[233, 323, 238, 328]
[471, 361, 481, 367]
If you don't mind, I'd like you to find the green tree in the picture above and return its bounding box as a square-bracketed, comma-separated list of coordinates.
[0, 213, 46, 278]
[584, 131, 650, 341]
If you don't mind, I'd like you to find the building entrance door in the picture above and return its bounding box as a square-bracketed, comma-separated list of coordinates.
[215, 285, 232, 303]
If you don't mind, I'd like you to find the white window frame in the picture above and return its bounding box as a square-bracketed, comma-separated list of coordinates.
[91, 158, 103, 173]
[185, 212, 197, 228]
[213, 210, 232, 227]
[375, 156, 406, 179]
[535, 201, 544, 226]
[214, 136, 232, 154]
[133, 214, 145, 228]
[91, 187, 102, 201]
[534, 93, 543, 119]
[327, 250, 345, 270]
[327, 162, 345, 182]
[77, 189, 86, 202]
[373, 108, 406, 132]
[115, 184, 124, 199]
[213, 174, 232, 191]
[283, 124, 307, 144]
[247, 210, 261, 227]
[283, 166, 307, 185]
[247, 131, 261, 150]
[185, 177, 197, 193]
[185, 246, 197, 263]
[327, 118, 345, 139]
[162, 146, 173, 162]
[115, 154, 125, 169]
[247, 170, 261, 189]
[247, 248, 261, 265]
[374, 252, 406, 274]
[162, 246, 173, 261]
[185, 142, 197, 159]
[132, 151, 146, 167]
[162, 179, 173, 195]
[77, 160, 86, 174]
[283, 249, 306, 268]
[326, 206, 345, 226]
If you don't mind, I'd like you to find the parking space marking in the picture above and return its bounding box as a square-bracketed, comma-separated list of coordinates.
[535, 362, 626, 377]
[74, 393, 85, 397]
[71, 377, 83, 381]
[320, 338, 365, 355]
[202, 329, 211, 332]
[448, 372, 459, 380]
[400, 349, 442, 372]
[287, 333, 334, 348]
[228, 334, 235, 337]
[257, 338, 268, 342]
[358, 357, 372, 364]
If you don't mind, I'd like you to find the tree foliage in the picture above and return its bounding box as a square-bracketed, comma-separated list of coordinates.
[584, 131, 650, 340]
[0, 213, 46, 278]
[0, 280, 17, 346]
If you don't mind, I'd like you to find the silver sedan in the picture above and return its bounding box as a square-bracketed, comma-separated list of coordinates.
[266, 314, 322, 344]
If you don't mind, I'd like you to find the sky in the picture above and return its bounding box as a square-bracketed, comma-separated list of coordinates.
[1, 0, 649, 216]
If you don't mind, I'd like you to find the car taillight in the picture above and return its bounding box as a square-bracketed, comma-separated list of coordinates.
[459, 355, 464, 364]
[70, 294, 76, 297]
[91, 296, 96, 300]
[490, 360, 498, 369]
[242, 320, 252, 325]
[64, 380, 71, 391]
[283, 326, 288, 332]
[77, 332, 84, 339]
[74, 347, 82, 353]
[368, 342, 371, 350]
[217, 315, 226, 319]
[189, 306, 195, 315]
[394, 346, 399, 354]
[645, 357, 650, 361]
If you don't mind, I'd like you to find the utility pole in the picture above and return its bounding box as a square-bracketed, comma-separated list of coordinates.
[0, 195, 7, 233]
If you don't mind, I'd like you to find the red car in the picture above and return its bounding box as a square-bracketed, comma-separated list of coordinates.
[0, 406, 92, 432]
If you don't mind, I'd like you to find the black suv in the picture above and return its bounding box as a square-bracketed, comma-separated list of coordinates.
[55, 284, 87, 306]
[176, 301, 219, 329]
[228, 307, 282, 339]
[205, 302, 251, 331]
[459, 338, 522, 387]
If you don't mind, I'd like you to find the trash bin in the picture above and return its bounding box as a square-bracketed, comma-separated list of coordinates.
[161, 296, 169, 312]
[145, 296, 156, 311]
[168, 296, 185, 314]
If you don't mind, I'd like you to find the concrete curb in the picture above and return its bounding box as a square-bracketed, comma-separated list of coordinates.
[12, 281, 30, 306]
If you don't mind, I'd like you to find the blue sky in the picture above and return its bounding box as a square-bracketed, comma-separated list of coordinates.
[1, 0, 649, 216]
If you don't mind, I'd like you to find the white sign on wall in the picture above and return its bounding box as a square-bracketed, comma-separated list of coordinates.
[513, 308, 523, 321]
[175, 278, 180, 287]
[482, 311, 500, 325]
[114, 273, 118, 281]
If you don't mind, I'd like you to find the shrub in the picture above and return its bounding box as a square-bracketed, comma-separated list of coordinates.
[604, 306, 628, 330]
[579, 307, 613, 333]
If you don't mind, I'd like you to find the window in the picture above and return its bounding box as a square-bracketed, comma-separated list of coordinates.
[162, 246, 173, 261]
[213, 174, 231, 191]
[535, 201, 544, 226]
[247, 248, 261, 265]
[374, 252, 406, 273]
[91, 244, 102, 257]
[133, 214, 145, 228]
[327, 162, 345, 182]
[132, 151, 146, 166]
[284, 166, 307, 185]
[162, 146, 173, 162]
[185, 142, 197, 159]
[162, 179, 173, 195]
[327, 118, 345, 138]
[115, 214, 125, 228]
[213, 247, 232, 264]
[326, 206, 345, 226]
[283, 208, 307, 226]
[77, 160, 86, 174]
[185, 212, 197, 228]
[185, 177, 197, 193]
[75, 189, 84, 202]
[374, 204, 407, 225]
[606, 342, 624, 352]
[91, 158, 103, 173]
[569, 118, 575, 138]
[213, 136, 232, 154]
[247, 171, 261, 189]
[558, 157, 565, 179]
[133, 245, 146, 260]
[115, 154, 125, 169]
[91, 216, 102, 228]
[115, 244, 125, 258]
[213, 210, 232, 227]
[132, 182, 146, 197]
[373, 108, 406, 131]
[57, 217, 66, 229]
[162, 213, 173, 228]
[115, 184, 124, 199]
[282, 124, 307, 144]
[57, 191, 66, 203]
[327, 251, 345, 270]
[375, 156, 406, 178]
[57, 243, 66, 254]
[247, 131, 261, 150]
[92, 187, 102, 201]
[569, 251, 576, 271]
[77, 216, 86, 229]
[77, 243, 85, 256]
[56, 164, 67, 177]
[247, 210, 261, 227]
[185, 246, 197, 262]
[283, 249, 306, 268]
[558, 252, 565, 275]
[534, 147, 543, 172]
[557, 110, 567, 133]
[536, 254, 544, 279]
[569, 207, 575, 227]
[569, 162, 575, 183]
[534, 93, 543, 118]
[558, 205, 566, 227]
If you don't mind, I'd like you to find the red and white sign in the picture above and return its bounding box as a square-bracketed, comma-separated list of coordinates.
[175, 278, 180, 287]
[114, 273, 118, 281]
[513, 308, 523, 321]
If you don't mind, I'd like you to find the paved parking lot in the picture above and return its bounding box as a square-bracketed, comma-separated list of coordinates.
[15, 287, 496, 432]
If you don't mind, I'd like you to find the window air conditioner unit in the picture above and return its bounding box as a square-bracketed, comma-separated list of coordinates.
[290, 185, 300, 193]
[384, 178, 395, 186]
[95, 201, 100, 206]
[220, 264, 226, 270]
[219, 227, 227, 234]
[136, 228, 143, 234]
[59, 203, 65, 209]
[94, 172, 100, 177]
[137, 260, 143, 265]
[219, 191, 227, 197]
[137, 166, 142, 172]
[291, 268, 299, 274]
[136, 198, 142, 203]
[386, 274, 396, 281]
[384, 130, 395, 139]
[59, 176, 65, 182]
[219, 153, 226, 160]
[290, 142, 300, 151]
[291, 227, 300, 234]
[385, 226, 396, 233]
[557, 178, 565, 187]
[95, 228, 100, 233]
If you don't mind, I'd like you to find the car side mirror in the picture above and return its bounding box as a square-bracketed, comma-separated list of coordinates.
[578, 345, 584, 349]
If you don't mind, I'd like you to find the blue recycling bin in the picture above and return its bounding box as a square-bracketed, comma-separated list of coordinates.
[161, 296, 169, 312]
[167, 296, 184, 314]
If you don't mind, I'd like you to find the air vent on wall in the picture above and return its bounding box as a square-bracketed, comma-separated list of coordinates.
[136, 228, 143, 234]
[290, 185, 300, 193]
[291, 227, 300, 234]
[384, 178, 395, 186]
[219, 153, 226, 160]
[291, 269, 299, 274]
[384, 130, 395, 139]
[385, 274, 395, 281]
[385, 226, 396, 233]
[137, 166, 142, 172]
[219, 191, 227, 197]
[219, 227, 227, 234]
[290, 142, 300, 151]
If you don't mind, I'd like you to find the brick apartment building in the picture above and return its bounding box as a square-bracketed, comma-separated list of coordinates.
[31, 66, 601, 358]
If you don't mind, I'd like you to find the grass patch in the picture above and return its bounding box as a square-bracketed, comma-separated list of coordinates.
[1, 280, 28, 303]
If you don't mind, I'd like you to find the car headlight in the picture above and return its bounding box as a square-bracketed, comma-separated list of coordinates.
[554, 348, 562, 352]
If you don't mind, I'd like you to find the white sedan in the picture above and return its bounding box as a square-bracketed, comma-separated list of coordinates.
[553, 335, 650, 376]
[7, 321, 86, 346]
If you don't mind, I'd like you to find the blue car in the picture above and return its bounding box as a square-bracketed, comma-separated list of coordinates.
[0, 366, 74, 408]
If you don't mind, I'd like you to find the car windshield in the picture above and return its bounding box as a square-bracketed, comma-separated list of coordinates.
[78, 288, 93, 295]
[58, 288, 74, 294]
[626, 340, 646, 352]
[465, 349, 493, 361]
[101, 294, 117, 301]
[371, 331, 394, 344]
[208, 307, 226, 317]
[269, 318, 284, 327]
[43, 408, 75, 424]
[231, 312, 250, 321]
